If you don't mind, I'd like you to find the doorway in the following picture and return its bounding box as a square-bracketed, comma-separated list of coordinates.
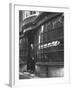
[27, 30, 35, 73]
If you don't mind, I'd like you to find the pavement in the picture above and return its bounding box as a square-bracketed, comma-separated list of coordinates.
[19, 72, 39, 79]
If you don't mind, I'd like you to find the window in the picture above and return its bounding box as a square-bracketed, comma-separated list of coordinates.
[47, 22, 52, 31]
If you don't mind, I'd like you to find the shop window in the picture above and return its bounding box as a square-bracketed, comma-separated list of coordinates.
[47, 22, 52, 31]
[44, 23, 48, 32]
[40, 34, 43, 43]
[43, 43, 48, 48]
[43, 32, 48, 42]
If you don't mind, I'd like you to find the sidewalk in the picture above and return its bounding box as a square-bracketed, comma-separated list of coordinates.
[19, 72, 39, 79]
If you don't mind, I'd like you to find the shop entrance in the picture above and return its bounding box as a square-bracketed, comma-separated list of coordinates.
[27, 30, 35, 73]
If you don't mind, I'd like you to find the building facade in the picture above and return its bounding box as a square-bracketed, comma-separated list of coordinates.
[19, 11, 64, 77]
